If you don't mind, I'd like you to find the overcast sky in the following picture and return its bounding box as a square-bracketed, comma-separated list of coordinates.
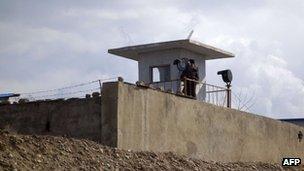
[0, 0, 304, 118]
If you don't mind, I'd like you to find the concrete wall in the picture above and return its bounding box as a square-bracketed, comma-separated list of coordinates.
[138, 48, 206, 99]
[1, 81, 304, 163]
[138, 48, 206, 84]
[102, 81, 304, 163]
[0, 97, 102, 142]
[101, 82, 119, 147]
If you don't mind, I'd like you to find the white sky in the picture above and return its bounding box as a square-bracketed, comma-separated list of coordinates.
[0, 0, 304, 118]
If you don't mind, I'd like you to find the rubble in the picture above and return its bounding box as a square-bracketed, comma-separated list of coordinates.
[0, 130, 295, 170]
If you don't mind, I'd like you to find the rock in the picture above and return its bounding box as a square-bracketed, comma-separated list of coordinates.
[0, 132, 285, 171]
[99, 148, 103, 153]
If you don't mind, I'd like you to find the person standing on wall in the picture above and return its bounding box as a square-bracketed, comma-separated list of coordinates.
[180, 59, 199, 98]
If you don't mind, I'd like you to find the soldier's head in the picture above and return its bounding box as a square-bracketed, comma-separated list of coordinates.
[189, 59, 195, 66]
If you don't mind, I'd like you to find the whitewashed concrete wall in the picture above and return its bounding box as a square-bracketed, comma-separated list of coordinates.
[138, 48, 206, 98]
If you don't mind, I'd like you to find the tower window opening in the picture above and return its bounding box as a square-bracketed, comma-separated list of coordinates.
[151, 65, 171, 83]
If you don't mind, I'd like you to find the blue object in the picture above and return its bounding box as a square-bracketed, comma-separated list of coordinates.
[0, 93, 20, 100]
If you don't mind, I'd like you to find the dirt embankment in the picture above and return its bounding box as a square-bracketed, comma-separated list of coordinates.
[0, 130, 300, 171]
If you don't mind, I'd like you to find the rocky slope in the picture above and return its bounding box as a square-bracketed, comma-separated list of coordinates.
[0, 130, 299, 171]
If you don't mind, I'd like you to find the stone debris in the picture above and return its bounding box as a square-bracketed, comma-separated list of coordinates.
[0, 130, 297, 171]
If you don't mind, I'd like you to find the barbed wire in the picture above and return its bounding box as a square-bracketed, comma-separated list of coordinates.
[22, 77, 117, 95]
[12, 77, 118, 102]
[23, 87, 101, 99]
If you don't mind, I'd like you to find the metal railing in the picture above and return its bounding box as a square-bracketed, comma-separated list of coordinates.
[149, 78, 228, 107]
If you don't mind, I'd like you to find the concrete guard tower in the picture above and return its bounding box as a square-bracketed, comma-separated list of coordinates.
[108, 39, 234, 100]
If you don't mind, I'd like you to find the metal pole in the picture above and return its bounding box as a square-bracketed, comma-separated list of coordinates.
[98, 80, 102, 94]
[226, 84, 231, 108]
[184, 79, 187, 96]
[98, 79, 102, 143]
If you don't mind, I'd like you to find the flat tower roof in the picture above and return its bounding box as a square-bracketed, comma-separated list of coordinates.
[108, 39, 235, 61]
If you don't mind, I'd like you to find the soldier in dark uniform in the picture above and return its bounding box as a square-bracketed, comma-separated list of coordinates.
[180, 59, 199, 97]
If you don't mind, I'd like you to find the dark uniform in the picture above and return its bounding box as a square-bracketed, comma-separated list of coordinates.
[180, 61, 199, 97]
